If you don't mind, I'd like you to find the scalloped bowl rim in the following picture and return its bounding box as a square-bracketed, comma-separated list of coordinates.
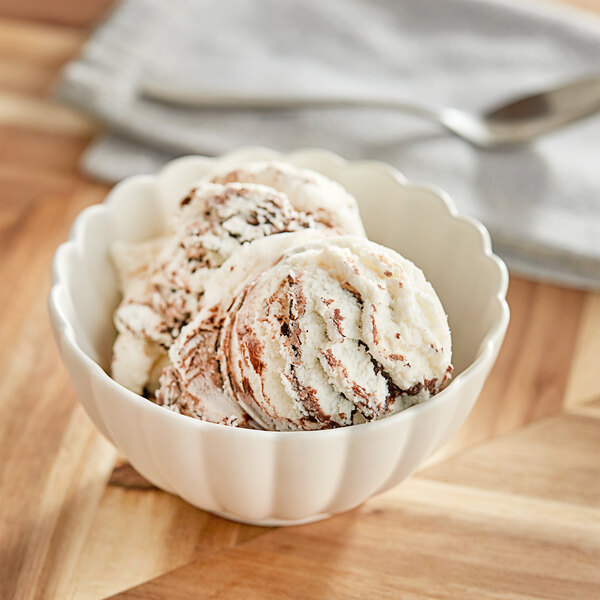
[50, 147, 509, 439]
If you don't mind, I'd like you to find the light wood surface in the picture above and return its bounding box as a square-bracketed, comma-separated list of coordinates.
[115, 412, 600, 600]
[1, 2, 599, 599]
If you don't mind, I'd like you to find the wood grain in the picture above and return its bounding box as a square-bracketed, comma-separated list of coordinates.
[0, 178, 112, 599]
[113, 411, 600, 600]
[65, 462, 268, 600]
[565, 292, 600, 408]
[422, 278, 584, 467]
[420, 412, 600, 507]
[0, 1, 599, 598]
[0, 90, 96, 134]
[0, 1, 114, 28]
[0, 126, 92, 175]
[0, 18, 84, 65]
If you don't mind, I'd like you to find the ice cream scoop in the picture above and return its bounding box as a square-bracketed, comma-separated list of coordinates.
[155, 181, 322, 316]
[111, 238, 170, 394]
[155, 230, 324, 425]
[111, 182, 322, 394]
[111, 162, 365, 396]
[208, 161, 365, 237]
[159, 235, 453, 430]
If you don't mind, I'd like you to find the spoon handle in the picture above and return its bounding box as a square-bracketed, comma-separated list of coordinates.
[142, 75, 600, 147]
[142, 79, 443, 120]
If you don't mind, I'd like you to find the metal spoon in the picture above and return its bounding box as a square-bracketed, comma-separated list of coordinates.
[143, 75, 600, 149]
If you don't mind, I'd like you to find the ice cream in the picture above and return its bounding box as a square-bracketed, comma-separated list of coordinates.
[111, 238, 170, 394]
[157, 235, 453, 430]
[111, 161, 452, 429]
[111, 162, 365, 395]
[146, 182, 326, 333]
[208, 161, 365, 238]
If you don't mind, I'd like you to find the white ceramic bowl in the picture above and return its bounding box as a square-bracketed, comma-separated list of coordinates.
[49, 148, 509, 526]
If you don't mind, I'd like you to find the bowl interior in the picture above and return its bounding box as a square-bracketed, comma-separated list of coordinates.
[58, 151, 505, 380]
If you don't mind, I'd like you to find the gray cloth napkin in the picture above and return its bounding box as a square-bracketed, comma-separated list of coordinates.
[56, 0, 600, 289]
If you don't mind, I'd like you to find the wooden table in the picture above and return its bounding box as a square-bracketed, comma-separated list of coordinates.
[1, 1, 599, 598]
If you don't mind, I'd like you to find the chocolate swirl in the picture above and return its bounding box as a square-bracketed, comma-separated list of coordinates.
[209, 161, 366, 237]
[111, 162, 365, 397]
[162, 235, 453, 430]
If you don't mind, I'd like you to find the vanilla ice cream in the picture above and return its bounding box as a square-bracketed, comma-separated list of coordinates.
[111, 238, 170, 394]
[111, 162, 365, 395]
[158, 235, 453, 430]
[208, 161, 365, 237]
